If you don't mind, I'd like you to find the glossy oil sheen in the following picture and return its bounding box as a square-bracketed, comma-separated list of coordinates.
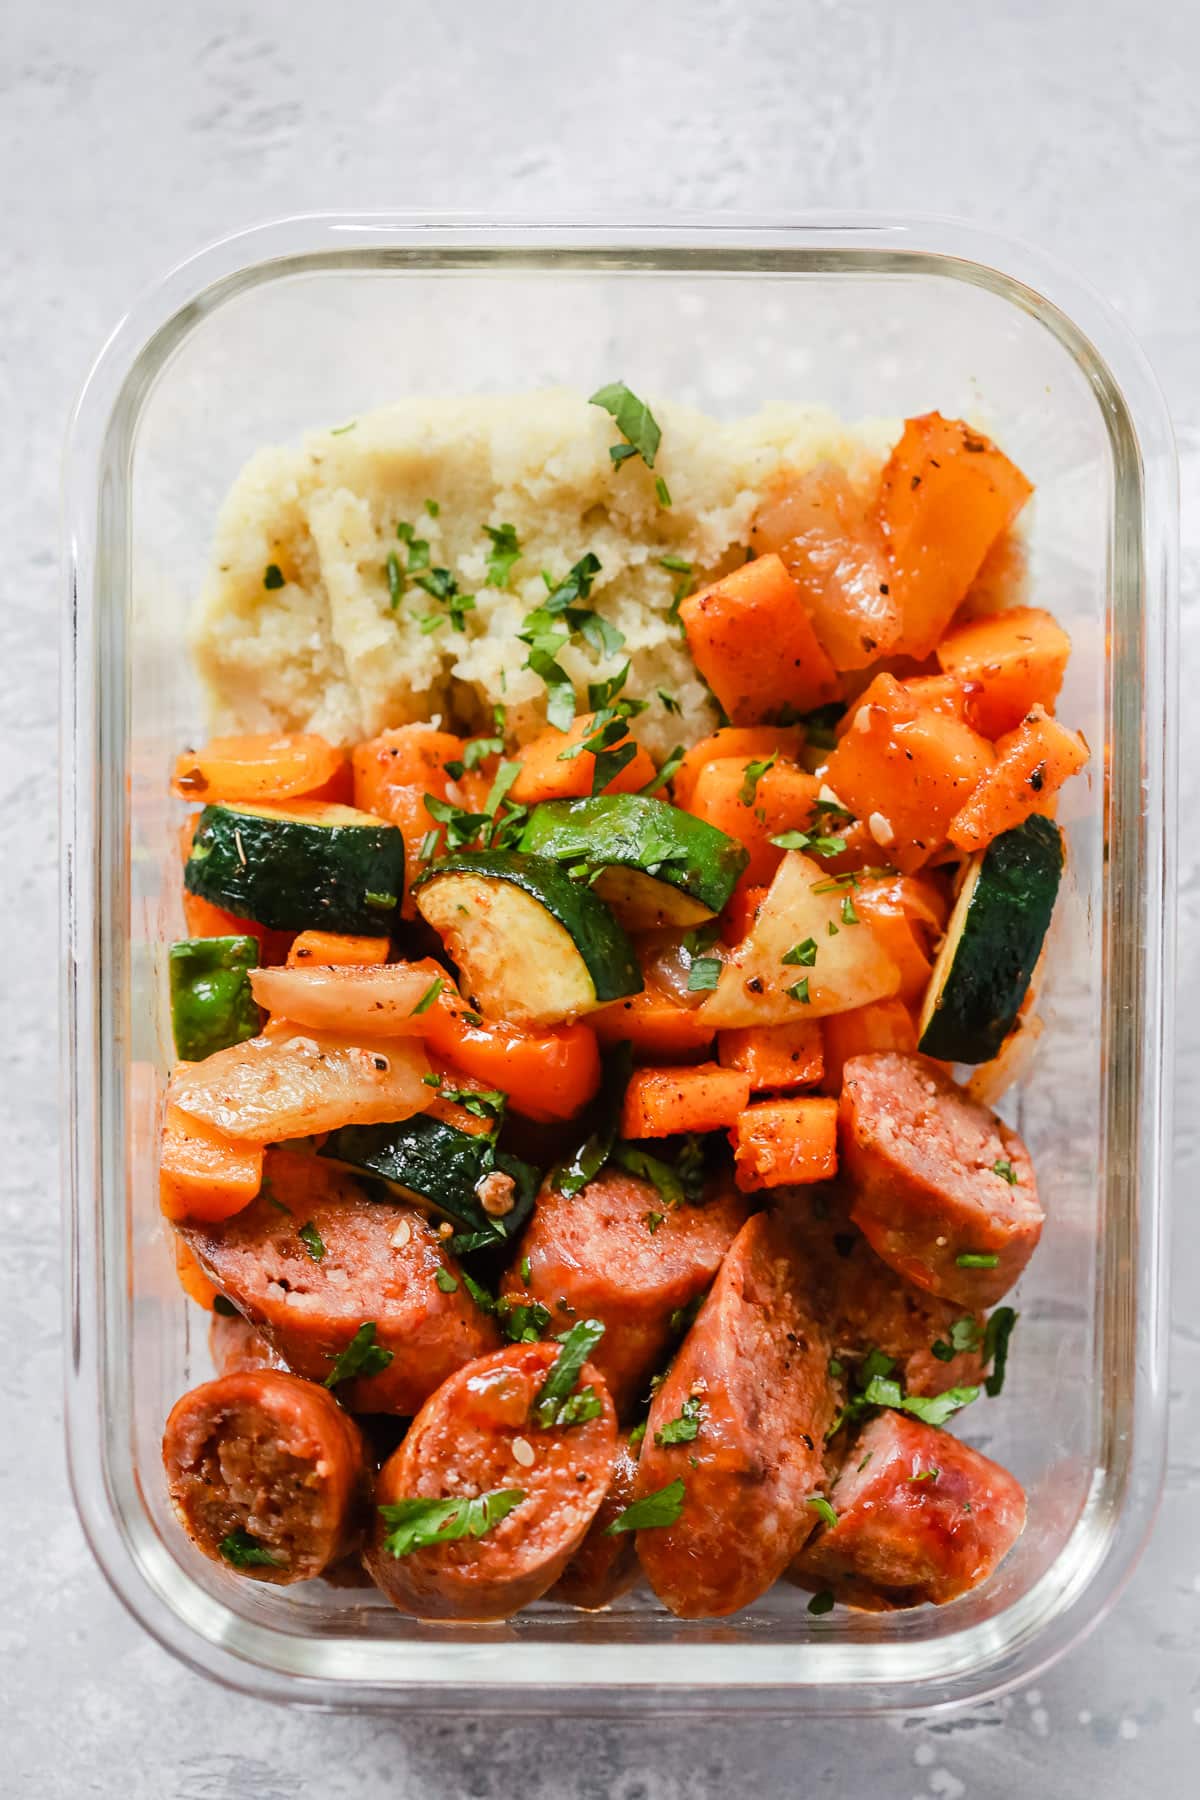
[61, 216, 1177, 1712]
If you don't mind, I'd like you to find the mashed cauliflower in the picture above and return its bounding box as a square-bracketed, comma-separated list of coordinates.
[192, 390, 896, 758]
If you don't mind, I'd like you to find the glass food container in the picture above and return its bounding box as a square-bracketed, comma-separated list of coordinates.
[61, 216, 1177, 1713]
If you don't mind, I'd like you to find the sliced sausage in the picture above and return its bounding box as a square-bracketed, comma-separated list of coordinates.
[840, 1053, 1043, 1306]
[787, 1191, 986, 1398]
[208, 1309, 287, 1376]
[633, 1212, 835, 1619]
[552, 1430, 641, 1611]
[499, 1169, 747, 1416]
[366, 1342, 617, 1620]
[791, 1409, 1026, 1608]
[184, 1148, 499, 1413]
[163, 1370, 370, 1583]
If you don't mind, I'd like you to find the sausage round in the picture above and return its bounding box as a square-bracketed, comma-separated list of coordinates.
[184, 1148, 499, 1413]
[840, 1053, 1043, 1307]
[633, 1212, 835, 1619]
[163, 1370, 370, 1583]
[365, 1342, 617, 1620]
[787, 1190, 987, 1398]
[208, 1309, 286, 1377]
[552, 1431, 641, 1611]
[499, 1168, 746, 1416]
[791, 1409, 1026, 1608]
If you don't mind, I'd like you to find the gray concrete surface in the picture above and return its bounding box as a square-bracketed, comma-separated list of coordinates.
[4, 0, 1198, 1792]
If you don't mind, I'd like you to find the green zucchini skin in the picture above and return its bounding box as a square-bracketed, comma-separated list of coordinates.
[518, 795, 748, 916]
[320, 1117, 537, 1245]
[185, 803, 404, 933]
[918, 815, 1063, 1064]
[413, 849, 643, 1005]
[169, 936, 262, 1061]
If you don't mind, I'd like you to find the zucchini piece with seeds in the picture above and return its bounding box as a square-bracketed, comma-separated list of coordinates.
[185, 801, 404, 934]
[413, 849, 642, 1026]
[519, 794, 748, 929]
[918, 815, 1063, 1064]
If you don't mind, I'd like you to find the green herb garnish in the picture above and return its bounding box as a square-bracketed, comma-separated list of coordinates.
[604, 1477, 685, 1535]
[378, 1489, 525, 1558]
[783, 938, 818, 967]
[687, 956, 722, 992]
[297, 1221, 325, 1263]
[654, 1395, 703, 1447]
[739, 752, 777, 805]
[805, 1495, 839, 1530]
[219, 1529, 284, 1569]
[483, 522, 522, 589]
[956, 1252, 1000, 1269]
[324, 1322, 394, 1389]
[532, 1318, 606, 1429]
[590, 381, 662, 471]
[413, 977, 443, 1016]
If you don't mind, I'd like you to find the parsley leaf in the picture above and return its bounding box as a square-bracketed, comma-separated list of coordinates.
[740, 753, 777, 805]
[894, 1383, 980, 1427]
[982, 1306, 1018, 1397]
[783, 938, 818, 967]
[219, 1529, 284, 1569]
[589, 381, 662, 470]
[483, 522, 522, 589]
[604, 1477, 685, 1535]
[771, 830, 848, 857]
[654, 1394, 703, 1447]
[955, 1252, 1000, 1269]
[931, 1316, 983, 1362]
[992, 1159, 1018, 1185]
[434, 1267, 459, 1294]
[297, 1220, 325, 1263]
[378, 1489, 526, 1558]
[640, 743, 686, 798]
[655, 476, 672, 508]
[611, 1141, 685, 1208]
[532, 1318, 606, 1429]
[787, 977, 811, 1004]
[461, 1271, 495, 1314]
[840, 895, 860, 925]
[687, 956, 723, 992]
[324, 1321, 394, 1389]
[412, 977, 443, 1016]
[497, 1295, 552, 1343]
[806, 1495, 839, 1530]
[659, 554, 692, 574]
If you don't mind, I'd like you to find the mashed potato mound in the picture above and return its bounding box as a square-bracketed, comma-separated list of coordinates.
[192, 390, 896, 758]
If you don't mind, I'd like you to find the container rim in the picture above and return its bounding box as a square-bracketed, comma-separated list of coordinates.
[60, 211, 1178, 1715]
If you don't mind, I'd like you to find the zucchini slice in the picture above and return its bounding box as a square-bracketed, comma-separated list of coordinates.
[185, 801, 404, 934]
[169, 936, 262, 1061]
[918, 814, 1063, 1064]
[320, 1117, 537, 1246]
[413, 850, 642, 1027]
[519, 795, 748, 930]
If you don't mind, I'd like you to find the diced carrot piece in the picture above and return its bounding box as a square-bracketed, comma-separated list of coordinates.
[719, 879, 770, 946]
[160, 1105, 264, 1224]
[820, 998, 918, 1094]
[421, 975, 602, 1122]
[181, 893, 294, 966]
[172, 733, 347, 805]
[730, 1096, 839, 1189]
[509, 712, 656, 805]
[621, 1064, 752, 1139]
[352, 726, 467, 915]
[851, 874, 947, 1006]
[751, 464, 900, 670]
[718, 1021, 824, 1091]
[173, 1235, 222, 1310]
[687, 757, 821, 885]
[672, 727, 805, 809]
[823, 674, 995, 872]
[286, 931, 392, 967]
[592, 988, 716, 1062]
[948, 706, 1088, 852]
[876, 414, 1034, 659]
[679, 554, 840, 724]
[936, 606, 1072, 739]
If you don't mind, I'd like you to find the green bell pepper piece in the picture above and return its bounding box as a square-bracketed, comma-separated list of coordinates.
[169, 936, 262, 1061]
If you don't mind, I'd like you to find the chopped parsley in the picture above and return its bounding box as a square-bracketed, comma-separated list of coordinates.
[520, 1255, 532, 1284]
[655, 476, 672, 508]
[640, 742, 686, 798]
[909, 1467, 940, 1485]
[992, 1159, 1018, 1185]
[644, 1210, 665, 1234]
[324, 1321, 394, 1389]
[483, 522, 522, 589]
[783, 937, 818, 967]
[297, 1220, 325, 1263]
[654, 1395, 703, 1447]
[612, 1141, 687, 1208]
[687, 956, 723, 992]
[424, 498, 439, 516]
[787, 978, 812, 1005]
[739, 752, 777, 805]
[412, 976, 443, 1016]
[385, 550, 404, 609]
[805, 1495, 839, 1530]
[931, 1315, 983, 1362]
[329, 420, 357, 435]
[434, 1267, 459, 1294]
[263, 563, 285, 590]
[589, 381, 662, 471]
[532, 1318, 606, 1429]
[378, 1488, 526, 1558]
[982, 1306, 1019, 1397]
[658, 689, 682, 716]
[771, 829, 848, 857]
[414, 567, 475, 631]
[840, 895, 860, 925]
[659, 554, 692, 574]
[604, 1477, 685, 1535]
[497, 1296, 552, 1343]
[461, 1271, 496, 1314]
[219, 1529, 283, 1569]
[955, 1252, 1000, 1269]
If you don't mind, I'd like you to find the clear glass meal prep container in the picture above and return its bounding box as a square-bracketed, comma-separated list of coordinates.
[61, 215, 1177, 1714]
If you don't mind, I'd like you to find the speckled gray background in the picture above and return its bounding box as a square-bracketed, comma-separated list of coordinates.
[4, 0, 1198, 1793]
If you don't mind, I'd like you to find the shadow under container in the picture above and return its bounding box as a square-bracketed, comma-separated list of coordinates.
[62, 216, 1176, 1712]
